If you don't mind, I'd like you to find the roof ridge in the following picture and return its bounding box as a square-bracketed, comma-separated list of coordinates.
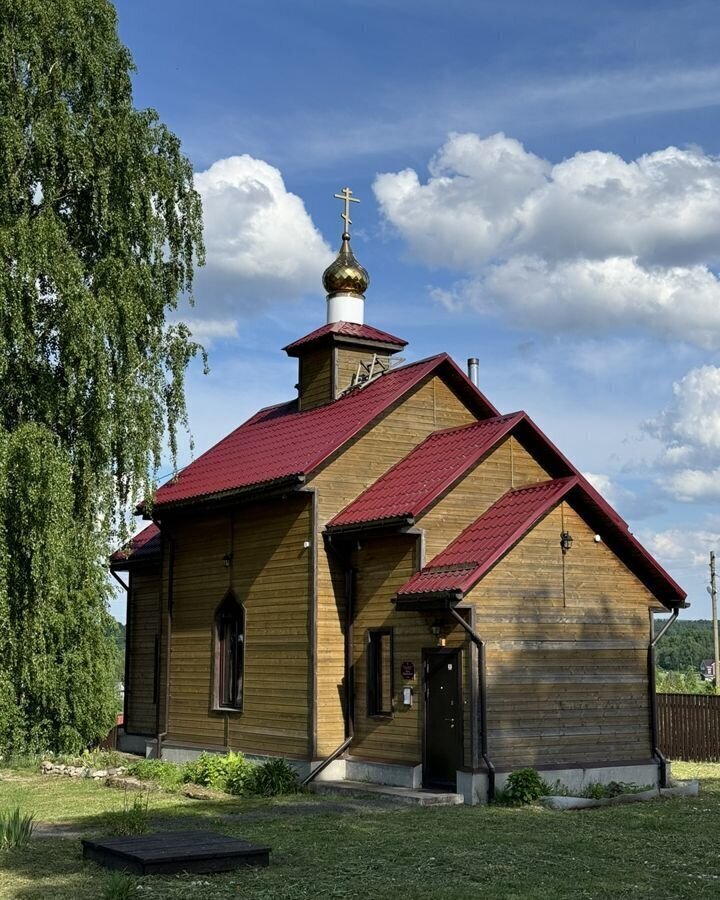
[422, 410, 524, 442]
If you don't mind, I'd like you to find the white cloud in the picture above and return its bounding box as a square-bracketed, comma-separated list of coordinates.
[645, 366, 720, 502]
[584, 471, 632, 509]
[640, 527, 720, 568]
[374, 133, 720, 346]
[194, 155, 333, 310]
[182, 317, 239, 346]
[662, 469, 720, 503]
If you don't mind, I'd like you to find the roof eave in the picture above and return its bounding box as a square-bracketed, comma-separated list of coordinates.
[151, 474, 306, 516]
[325, 515, 415, 535]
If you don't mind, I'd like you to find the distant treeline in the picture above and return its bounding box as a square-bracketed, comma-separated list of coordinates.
[656, 619, 715, 672]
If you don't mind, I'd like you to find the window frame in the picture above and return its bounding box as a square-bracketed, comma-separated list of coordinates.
[367, 628, 394, 718]
[212, 591, 245, 713]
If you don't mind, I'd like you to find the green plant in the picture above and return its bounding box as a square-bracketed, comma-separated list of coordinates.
[102, 871, 135, 900]
[503, 768, 549, 805]
[127, 758, 183, 790]
[223, 753, 255, 796]
[0, 806, 34, 849]
[108, 791, 150, 836]
[182, 751, 254, 793]
[52, 749, 126, 770]
[248, 758, 299, 797]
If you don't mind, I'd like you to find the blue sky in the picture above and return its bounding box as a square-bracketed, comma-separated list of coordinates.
[112, 0, 720, 620]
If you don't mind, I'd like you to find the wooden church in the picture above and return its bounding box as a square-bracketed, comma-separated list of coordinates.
[112, 188, 686, 803]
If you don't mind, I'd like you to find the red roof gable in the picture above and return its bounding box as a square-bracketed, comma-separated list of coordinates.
[153, 354, 498, 508]
[329, 412, 524, 528]
[110, 523, 161, 568]
[396, 477, 686, 608]
[283, 321, 407, 355]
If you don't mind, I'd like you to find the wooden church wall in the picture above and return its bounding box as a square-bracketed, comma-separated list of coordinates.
[310, 374, 478, 756]
[125, 567, 162, 736]
[299, 347, 333, 410]
[164, 493, 312, 758]
[349, 533, 471, 767]
[468, 504, 657, 770]
[420, 437, 550, 561]
[334, 347, 391, 396]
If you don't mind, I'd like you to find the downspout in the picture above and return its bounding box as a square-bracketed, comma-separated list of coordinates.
[649, 606, 680, 788]
[448, 605, 496, 802]
[302, 538, 355, 786]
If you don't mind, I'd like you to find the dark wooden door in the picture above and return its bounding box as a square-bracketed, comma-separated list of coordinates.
[423, 648, 462, 789]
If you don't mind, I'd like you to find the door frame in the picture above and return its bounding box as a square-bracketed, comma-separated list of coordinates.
[422, 646, 464, 789]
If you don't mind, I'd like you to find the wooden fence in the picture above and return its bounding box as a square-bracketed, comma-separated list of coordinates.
[657, 693, 720, 762]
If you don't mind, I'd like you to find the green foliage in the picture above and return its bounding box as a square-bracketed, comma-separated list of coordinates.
[0, 0, 204, 757]
[656, 667, 713, 695]
[102, 872, 135, 900]
[502, 768, 549, 805]
[182, 751, 253, 794]
[0, 806, 34, 849]
[655, 620, 716, 672]
[127, 758, 183, 790]
[107, 791, 149, 836]
[50, 749, 126, 769]
[249, 757, 300, 797]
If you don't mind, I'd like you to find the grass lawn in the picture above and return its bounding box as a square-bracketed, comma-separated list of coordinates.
[0, 762, 719, 899]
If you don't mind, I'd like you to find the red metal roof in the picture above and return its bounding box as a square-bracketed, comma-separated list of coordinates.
[329, 413, 524, 528]
[110, 523, 161, 567]
[153, 354, 498, 508]
[283, 321, 407, 355]
[396, 477, 686, 608]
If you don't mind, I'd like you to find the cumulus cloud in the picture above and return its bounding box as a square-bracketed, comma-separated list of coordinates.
[640, 527, 720, 568]
[374, 133, 720, 346]
[194, 155, 333, 310]
[645, 366, 720, 502]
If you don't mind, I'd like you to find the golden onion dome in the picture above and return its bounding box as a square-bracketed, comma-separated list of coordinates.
[322, 232, 370, 298]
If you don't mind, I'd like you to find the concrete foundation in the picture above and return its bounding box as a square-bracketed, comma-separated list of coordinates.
[117, 729, 151, 757]
[344, 759, 423, 789]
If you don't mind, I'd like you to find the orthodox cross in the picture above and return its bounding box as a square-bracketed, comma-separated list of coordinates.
[334, 186, 360, 236]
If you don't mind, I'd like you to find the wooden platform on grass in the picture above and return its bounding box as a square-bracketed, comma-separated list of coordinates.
[82, 830, 271, 875]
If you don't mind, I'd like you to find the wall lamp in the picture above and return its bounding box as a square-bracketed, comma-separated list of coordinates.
[560, 531, 573, 555]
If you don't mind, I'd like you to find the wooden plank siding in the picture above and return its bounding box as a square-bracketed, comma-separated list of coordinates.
[309, 373, 479, 754]
[125, 568, 162, 736]
[349, 534, 471, 766]
[467, 504, 657, 769]
[420, 437, 550, 561]
[335, 347, 391, 397]
[164, 494, 313, 758]
[298, 348, 333, 410]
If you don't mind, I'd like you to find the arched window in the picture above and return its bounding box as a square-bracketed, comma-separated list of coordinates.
[214, 592, 245, 710]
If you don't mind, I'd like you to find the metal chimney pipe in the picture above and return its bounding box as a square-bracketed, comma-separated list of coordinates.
[467, 357, 479, 387]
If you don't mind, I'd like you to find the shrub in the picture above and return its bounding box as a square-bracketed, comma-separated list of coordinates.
[503, 768, 549, 805]
[182, 751, 254, 793]
[248, 758, 299, 797]
[0, 807, 34, 849]
[108, 791, 150, 836]
[127, 758, 184, 790]
[50, 749, 126, 770]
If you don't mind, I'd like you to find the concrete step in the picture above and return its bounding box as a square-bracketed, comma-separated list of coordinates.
[310, 779, 463, 806]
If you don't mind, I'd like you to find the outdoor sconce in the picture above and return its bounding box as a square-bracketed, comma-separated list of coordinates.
[222, 551, 233, 568]
[431, 620, 447, 647]
[560, 531, 573, 555]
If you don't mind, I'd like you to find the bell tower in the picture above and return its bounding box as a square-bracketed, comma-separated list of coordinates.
[283, 186, 406, 411]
